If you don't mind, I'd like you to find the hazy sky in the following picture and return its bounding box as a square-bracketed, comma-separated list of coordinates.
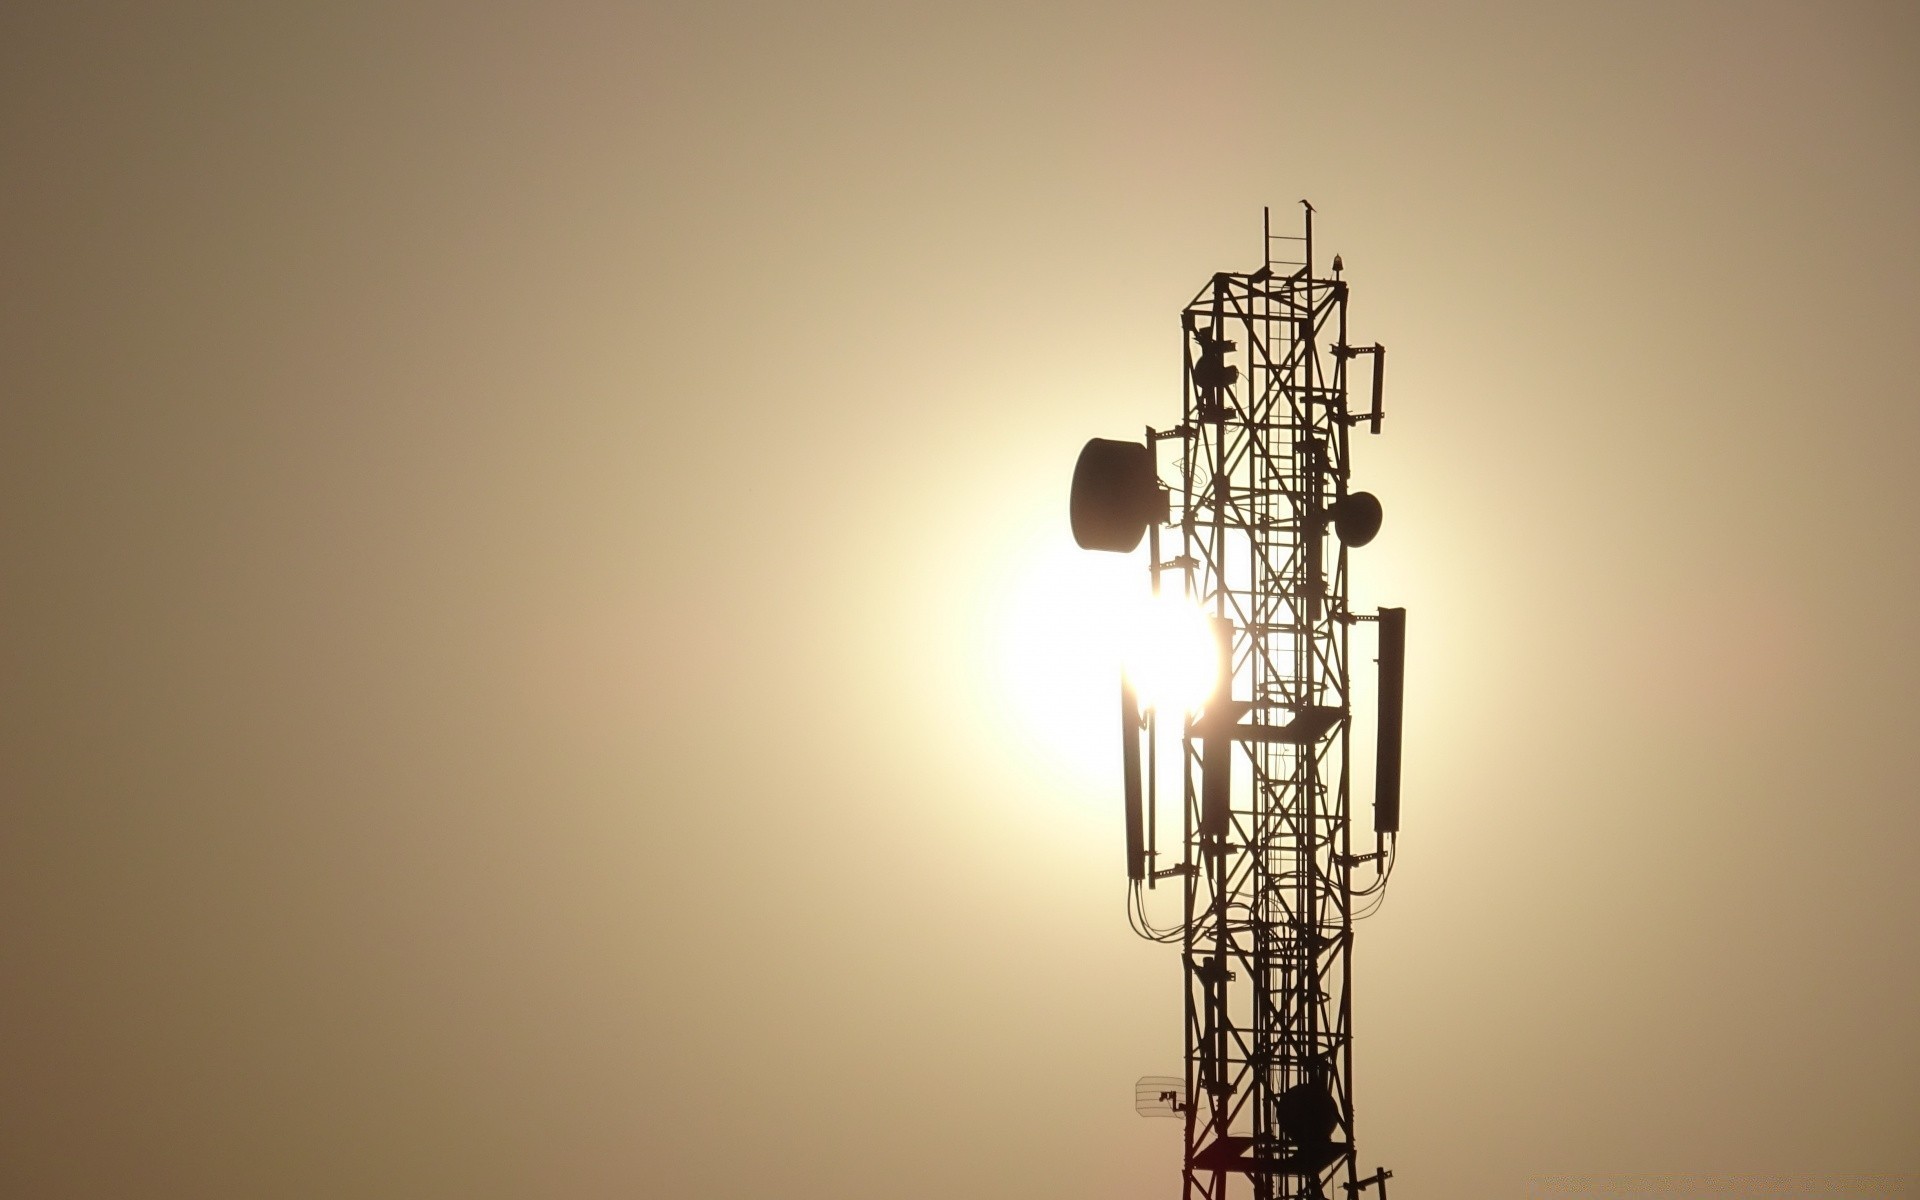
[4, 3, 1917, 1198]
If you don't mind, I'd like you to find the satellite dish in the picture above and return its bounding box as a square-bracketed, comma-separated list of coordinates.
[1070, 438, 1163, 553]
[1275, 1080, 1340, 1161]
[1134, 1075, 1186, 1118]
[1328, 491, 1383, 548]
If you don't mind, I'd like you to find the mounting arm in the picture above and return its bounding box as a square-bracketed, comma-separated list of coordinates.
[1333, 342, 1387, 433]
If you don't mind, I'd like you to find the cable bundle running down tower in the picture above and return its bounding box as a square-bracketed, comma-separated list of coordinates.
[1070, 204, 1406, 1200]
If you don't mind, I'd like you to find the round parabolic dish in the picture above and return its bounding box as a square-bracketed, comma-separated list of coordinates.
[1275, 1080, 1340, 1151]
[1332, 490, 1384, 548]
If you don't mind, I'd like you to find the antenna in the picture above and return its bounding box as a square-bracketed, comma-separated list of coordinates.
[1068, 207, 1409, 1199]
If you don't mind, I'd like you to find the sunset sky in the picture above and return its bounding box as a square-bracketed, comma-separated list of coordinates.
[4, 4, 1917, 1198]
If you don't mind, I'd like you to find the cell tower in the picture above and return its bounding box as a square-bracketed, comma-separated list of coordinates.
[1070, 203, 1406, 1200]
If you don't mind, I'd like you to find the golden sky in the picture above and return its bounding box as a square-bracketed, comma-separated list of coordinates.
[3, 3, 1917, 1197]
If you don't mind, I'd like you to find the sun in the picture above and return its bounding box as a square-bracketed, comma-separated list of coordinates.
[1120, 589, 1219, 716]
[985, 529, 1219, 792]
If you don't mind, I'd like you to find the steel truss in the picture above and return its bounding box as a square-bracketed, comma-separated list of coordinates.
[1142, 205, 1392, 1200]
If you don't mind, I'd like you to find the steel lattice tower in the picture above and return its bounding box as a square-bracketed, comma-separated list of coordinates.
[1080, 204, 1403, 1200]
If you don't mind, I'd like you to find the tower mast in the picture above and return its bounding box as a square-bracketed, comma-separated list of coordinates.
[1076, 204, 1404, 1199]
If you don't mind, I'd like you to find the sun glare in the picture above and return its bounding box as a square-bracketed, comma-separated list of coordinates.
[986, 529, 1219, 794]
[1121, 591, 1219, 716]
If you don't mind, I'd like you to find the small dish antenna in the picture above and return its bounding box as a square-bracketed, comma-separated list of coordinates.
[1134, 1075, 1187, 1117]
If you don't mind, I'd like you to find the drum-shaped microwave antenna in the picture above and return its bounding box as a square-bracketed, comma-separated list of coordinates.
[1329, 490, 1384, 548]
[1070, 438, 1164, 553]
